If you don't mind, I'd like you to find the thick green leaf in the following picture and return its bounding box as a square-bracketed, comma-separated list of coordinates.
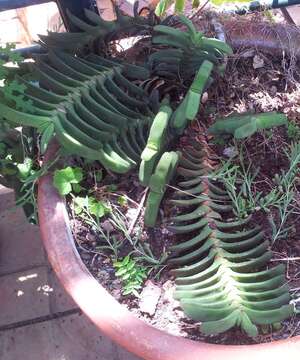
[17, 157, 33, 180]
[155, 0, 172, 16]
[234, 119, 257, 139]
[175, 0, 185, 13]
[40, 123, 54, 154]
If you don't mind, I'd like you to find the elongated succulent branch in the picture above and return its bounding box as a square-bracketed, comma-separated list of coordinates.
[139, 100, 173, 186]
[39, 3, 157, 53]
[144, 151, 180, 227]
[208, 112, 287, 139]
[0, 48, 158, 174]
[167, 132, 293, 336]
[150, 15, 232, 78]
[171, 60, 213, 134]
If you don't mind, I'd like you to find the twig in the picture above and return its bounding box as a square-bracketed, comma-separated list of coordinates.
[271, 257, 300, 262]
[109, 192, 139, 207]
[128, 188, 148, 235]
[190, 0, 210, 21]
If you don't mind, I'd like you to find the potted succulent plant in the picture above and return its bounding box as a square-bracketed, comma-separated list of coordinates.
[1, 3, 300, 359]
[37, 141, 300, 360]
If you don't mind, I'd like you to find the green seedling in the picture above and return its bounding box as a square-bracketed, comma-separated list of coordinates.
[287, 121, 300, 141]
[73, 195, 110, 218]
[53, 166, 83, 196]
[114, 255, 147, 297]
[117, 195, 127, 207]
[40, 123, 54, 154]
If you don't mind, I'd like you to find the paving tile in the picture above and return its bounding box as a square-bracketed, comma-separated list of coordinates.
[47, 267, 77, 313]
[52, 313, 119, 360]
[114, 342, 142, 360]
[0, 267, 50, 326]
[286, 5, 300, 25]
[0, 207, 46, 275]
[96, 0, 115, 20]
[0, 186, 14, 214]
[0, 313, 141, 360]
[0, 321, 53, 360]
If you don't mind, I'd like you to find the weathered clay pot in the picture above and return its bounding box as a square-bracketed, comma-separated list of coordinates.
[223, 20, 300, 58]
[37, 143, 300, 359]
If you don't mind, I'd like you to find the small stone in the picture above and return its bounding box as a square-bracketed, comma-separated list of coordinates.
[248, 101, 254, 110]
[97, 270, 110, 282]
[162, 281, 179, 307]
[101, 220, 114, 232]
[111, 279, 122, 289]
[139, 281, 162, 316]
[201, 92, 208, 104]
[126, 208, 137, 222]
[241, 49, 255, 58]
[174, 309, 185, 318]
[86, 233, 96, 242]
[270, 85, 277, 96]
[253, 55, 264, 69]
[223, 146, 238, 158]
[111, 288, 121, 300]
[81, 252, 92, 261]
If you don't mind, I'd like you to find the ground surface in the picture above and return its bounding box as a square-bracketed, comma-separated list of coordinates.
[0, 185, 140, 360]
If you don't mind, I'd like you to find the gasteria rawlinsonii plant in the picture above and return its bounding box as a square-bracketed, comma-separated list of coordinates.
[39, 2, 158, 53]
[0, 49, 158, 174]
[167, 133, 293, 336]
[150, 15, 232, 78]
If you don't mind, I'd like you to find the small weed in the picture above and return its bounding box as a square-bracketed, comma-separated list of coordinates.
[211, 135, 226, 146]
[71, 195, 121, 258]
[53, 166, 83, 196]
[213, 142, 300, 244]
[94, 169, 103, 183]
[263, 9, 276, 22]
[106, 184, 118, 192]
[73, 195, 111, 219]
[287, 122, 300, 141]
[117, 195, 127, 207]
[268, 142, 300, 243]
[109, 204, 167, 266]
[114, 255, 147, 297]
[40, 123, 54, 154]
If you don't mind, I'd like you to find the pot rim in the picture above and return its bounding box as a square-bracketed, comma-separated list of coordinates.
[37, 146, 300, 360]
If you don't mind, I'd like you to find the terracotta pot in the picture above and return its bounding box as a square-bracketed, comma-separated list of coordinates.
[223, 20, 300, 58]
[37, 143, 300, 359]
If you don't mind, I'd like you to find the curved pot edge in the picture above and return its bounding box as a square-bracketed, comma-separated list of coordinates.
[37, 147, 300, 360]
